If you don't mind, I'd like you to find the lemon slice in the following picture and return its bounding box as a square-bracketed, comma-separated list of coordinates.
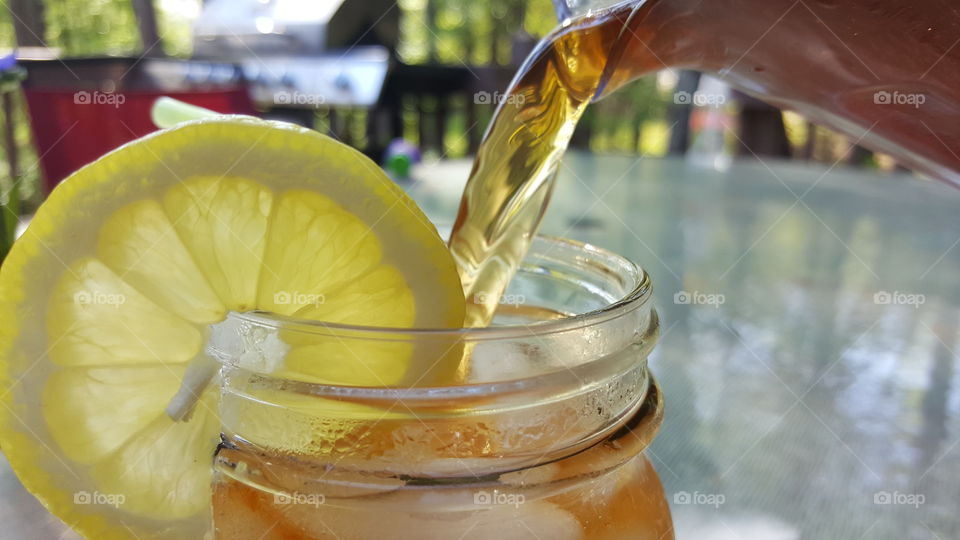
[0, 117, 465, 539]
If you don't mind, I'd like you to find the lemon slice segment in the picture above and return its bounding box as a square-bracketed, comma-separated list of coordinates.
[48, 258, 203, 367]
[0, 117, 465, 539]
[163, 175, 273, 312]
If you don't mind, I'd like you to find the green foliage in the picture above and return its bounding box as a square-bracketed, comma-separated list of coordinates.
[395, 0, 672, 155]
[0, 10, 14, 48]
[590, 77, 669, 154]
[155, 4, 197, 57]
[1, 1, 195, 57]
[398, 0, 556, 65]
[0, 1, 144, 233]
[0, 63, 38, 261]
[44, 0, 139, 56]
[523, 0, 557, 36]
[0, 0, 671, 214]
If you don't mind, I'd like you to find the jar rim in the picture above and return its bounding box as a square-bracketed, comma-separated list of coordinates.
[232, 234, 652, 340]
[214, 234, 656, 400]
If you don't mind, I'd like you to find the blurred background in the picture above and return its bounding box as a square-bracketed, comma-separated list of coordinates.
[0, 0, 908, 238]
[2, 4, 959, 539]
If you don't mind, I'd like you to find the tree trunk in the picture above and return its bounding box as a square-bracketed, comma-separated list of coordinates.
[733, 90, 791, 158]
[425, 0, 438, 62]
[7, 0, 47, 47]
[509, 0, 526, 35]
[667, 70, 701, 155]
[131, 0, 165, 56]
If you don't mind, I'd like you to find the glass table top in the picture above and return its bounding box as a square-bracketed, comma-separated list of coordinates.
[3, 153, 958, 539]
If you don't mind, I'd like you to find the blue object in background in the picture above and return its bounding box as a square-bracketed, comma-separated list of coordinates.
[383, 138, 422, 181]
[0, 53, 17, 72]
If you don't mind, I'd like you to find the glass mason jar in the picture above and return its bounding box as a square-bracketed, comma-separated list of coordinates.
[207, 235, 672, 539]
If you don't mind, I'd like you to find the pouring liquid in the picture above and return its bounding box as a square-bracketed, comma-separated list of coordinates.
[449, 0, 960, 327]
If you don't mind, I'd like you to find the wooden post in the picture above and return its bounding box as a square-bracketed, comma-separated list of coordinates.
[802, 121, 816, 160]
[417, 96, 430, 151]
[425, 0, 438, 62]
[666, 70, 701, 155]
[509, 0, 525, 28]
[489, 6, 501, 65]
[467, 97, 481, 154]
[131, 0, 165, 56]
[435, 96, 447, 155]
[734, 91, 792, 158]
[2, 93, 19, 188]
[1, 88, 22, 261]
[7, 0, 47, 47]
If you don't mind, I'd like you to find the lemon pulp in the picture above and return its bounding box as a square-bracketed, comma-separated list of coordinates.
[0, 118, 465, 539]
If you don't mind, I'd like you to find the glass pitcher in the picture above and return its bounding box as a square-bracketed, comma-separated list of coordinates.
[556, 0, 960, 184]
[449, 0, 960, 328]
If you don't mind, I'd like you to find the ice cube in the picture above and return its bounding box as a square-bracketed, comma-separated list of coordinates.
[207, 313, 290, 374]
